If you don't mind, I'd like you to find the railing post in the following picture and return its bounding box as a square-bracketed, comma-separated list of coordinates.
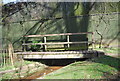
[23, 37, 26, 52]
[67, 35, 70, 48]
[92, 32, 94, 49]
[43, 36, 47, 51]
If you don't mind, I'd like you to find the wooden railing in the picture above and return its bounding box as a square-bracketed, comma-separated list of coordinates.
[24, 32, 93, 37]
[22, 32, 94, 51]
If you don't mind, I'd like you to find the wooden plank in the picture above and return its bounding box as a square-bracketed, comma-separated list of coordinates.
[24, 32, 93, 37]
[22, 41, 93, 46]
[15, 50, 98, 55]
[23, 54, 85, 59]
[15, 51, 83, 55]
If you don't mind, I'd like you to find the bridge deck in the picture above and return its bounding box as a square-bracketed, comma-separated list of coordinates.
[15, 50, 99, 59]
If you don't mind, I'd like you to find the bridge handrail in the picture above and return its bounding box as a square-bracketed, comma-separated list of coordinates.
[22, 41, 93, 46]
[24, 32, 93, 37]
[22, 32, 94, 51]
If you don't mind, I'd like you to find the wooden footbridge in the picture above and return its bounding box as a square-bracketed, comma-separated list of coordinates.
[15, 32, 98, 59]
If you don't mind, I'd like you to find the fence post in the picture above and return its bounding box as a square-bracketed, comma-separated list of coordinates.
[67, 35, 70, 48]
[43, 37, 47, 51]
[92, 32, 94, 49]
[8, 43, 14, 66]
[23, 37, 26, 52]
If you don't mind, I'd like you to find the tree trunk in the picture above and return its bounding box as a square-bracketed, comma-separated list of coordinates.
[8, 43, 15, 66]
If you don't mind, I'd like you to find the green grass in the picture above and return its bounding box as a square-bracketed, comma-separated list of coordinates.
[0, 60, 36, 79]
[0, 60, 34, 71]
[1, 72, 19, 80]
[44, 55, 120, 79]
[94, 47, 119, 54]
[47, 46, 88, 51]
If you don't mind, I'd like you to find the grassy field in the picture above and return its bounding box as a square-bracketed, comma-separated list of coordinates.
[43, 55, 120, 79]
[0, 60, 36, 80]
[43, 47, 120, 79]
[0, 60, 34, 71]
[94, 47, 119, 54]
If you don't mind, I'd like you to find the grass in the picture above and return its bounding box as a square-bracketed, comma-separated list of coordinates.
[0, 60, 36, 80]
[0, 59, 47, 80]
[0, 60, 34, 71]
[43, 55, 120, 79]
[47, 46, 88, 51]
[94, 47, 119, 54]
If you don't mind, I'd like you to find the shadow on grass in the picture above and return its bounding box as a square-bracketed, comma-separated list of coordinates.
[90, 55, 120, 71]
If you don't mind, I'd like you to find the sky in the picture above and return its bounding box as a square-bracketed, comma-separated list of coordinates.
[3, 0, 18, 4]
[2, 0, 28, 4]
[2, 0, 120, 4]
